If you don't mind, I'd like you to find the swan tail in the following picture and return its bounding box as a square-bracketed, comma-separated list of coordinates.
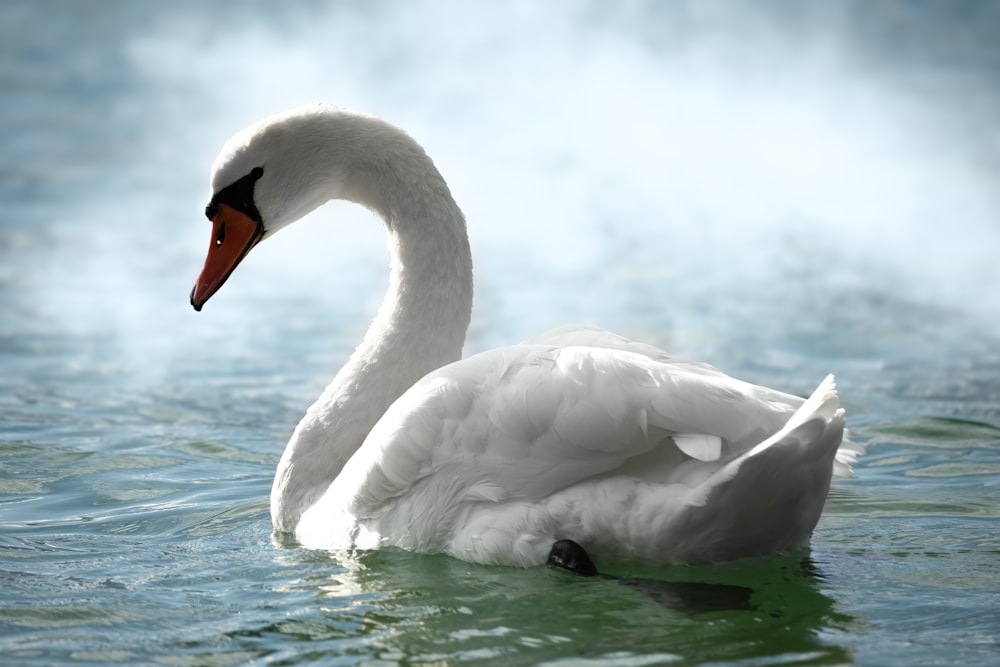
[786, 373, 861, 477]
[833, 431, 863, 477]
[665, 375, 846, 562]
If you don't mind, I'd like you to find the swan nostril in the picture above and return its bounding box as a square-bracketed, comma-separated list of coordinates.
[215, 223, 226, 247]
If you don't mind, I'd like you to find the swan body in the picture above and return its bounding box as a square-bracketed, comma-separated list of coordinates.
[191, 104, 857, 567]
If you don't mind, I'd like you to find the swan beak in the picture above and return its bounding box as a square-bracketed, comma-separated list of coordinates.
[190, 204, 264, 311]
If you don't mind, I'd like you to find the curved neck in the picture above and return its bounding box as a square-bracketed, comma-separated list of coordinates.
[269, 114, 473, 532]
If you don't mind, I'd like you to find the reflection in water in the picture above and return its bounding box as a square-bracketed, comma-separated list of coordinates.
[246, 548, 858, 665]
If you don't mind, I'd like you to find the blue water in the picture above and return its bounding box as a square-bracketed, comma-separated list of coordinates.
[2, 1, 999, 664]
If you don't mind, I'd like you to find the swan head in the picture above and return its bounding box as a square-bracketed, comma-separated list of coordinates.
[190, 104, 366, 310]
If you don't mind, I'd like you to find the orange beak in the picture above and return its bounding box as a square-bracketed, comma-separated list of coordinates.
[190, 203, 264, 311]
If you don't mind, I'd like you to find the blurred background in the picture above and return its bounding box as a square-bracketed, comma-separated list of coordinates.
[4, 0, 998, 428]
[1, 1, 999, 665]
[4, 0, 999, 360]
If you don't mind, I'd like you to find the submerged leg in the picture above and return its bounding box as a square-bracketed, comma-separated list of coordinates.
[546, 539, 599, 576]
[546, 539, 757, 612]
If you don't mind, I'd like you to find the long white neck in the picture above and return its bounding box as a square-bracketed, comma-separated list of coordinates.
[265, 111, 473, 533]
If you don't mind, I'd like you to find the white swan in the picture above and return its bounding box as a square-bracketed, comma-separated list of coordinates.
[191, 104, 857, 568]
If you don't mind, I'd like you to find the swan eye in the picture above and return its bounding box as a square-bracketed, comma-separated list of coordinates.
[215, 223, 226, 247]
[204, 166, 265, 226]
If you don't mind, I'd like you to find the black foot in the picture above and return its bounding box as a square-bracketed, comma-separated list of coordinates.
[546, 539, 599, 577]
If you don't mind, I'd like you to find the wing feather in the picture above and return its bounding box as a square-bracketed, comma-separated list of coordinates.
[297, 335, 852, 562]
[331, 343, 801, 519]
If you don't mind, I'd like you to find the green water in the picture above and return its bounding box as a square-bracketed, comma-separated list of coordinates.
[2, 1, 999, 665]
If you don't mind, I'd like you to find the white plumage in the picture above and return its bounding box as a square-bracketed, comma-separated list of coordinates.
[192, 104, 858, 568]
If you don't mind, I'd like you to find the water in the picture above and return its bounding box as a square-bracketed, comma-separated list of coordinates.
[2, 1, 999, 664]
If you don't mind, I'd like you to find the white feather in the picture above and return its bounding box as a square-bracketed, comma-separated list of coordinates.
[198, 105, 860, 567]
